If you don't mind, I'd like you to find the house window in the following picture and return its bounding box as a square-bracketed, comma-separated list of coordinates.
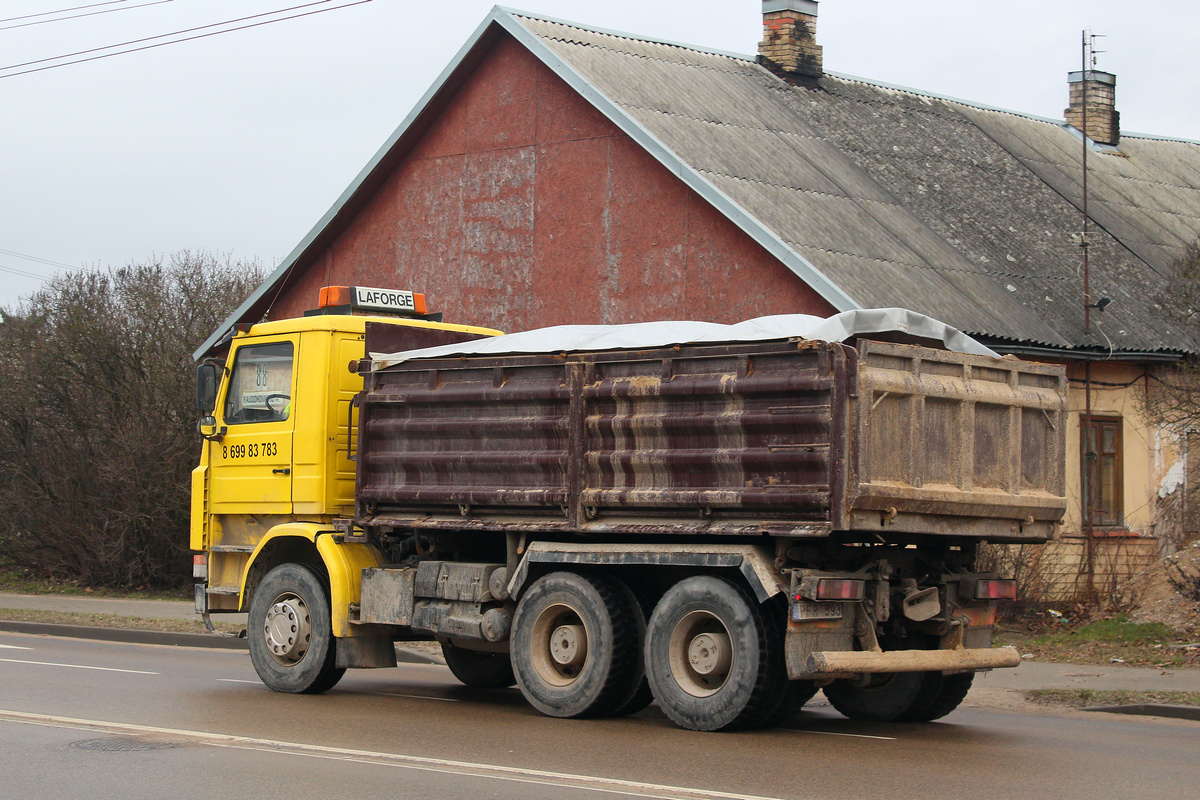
[1082, 415, 1123, 528]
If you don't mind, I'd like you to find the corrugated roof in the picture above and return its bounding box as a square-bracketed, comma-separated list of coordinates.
[515, 11, 1200, 354]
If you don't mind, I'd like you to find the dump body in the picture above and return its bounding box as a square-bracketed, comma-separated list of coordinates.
[355, 338, 1066, 542]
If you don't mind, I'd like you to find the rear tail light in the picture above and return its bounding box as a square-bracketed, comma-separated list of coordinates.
[193, 555, 207, 580]
[975, 579, 1017, 601]
[814, 578, 865, 601]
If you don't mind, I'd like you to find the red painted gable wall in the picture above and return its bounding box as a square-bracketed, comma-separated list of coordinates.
[270, 34, 835, 331]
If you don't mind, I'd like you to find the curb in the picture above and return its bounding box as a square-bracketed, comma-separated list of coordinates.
[1084, 703, 1200, 721]
[0, 620, 248, 649]
[0, 620, 444, 665]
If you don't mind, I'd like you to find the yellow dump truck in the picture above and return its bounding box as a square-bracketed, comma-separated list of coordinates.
[193, 287, 1067, 731]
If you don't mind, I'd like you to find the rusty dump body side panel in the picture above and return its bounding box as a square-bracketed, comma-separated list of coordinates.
[354, 338, 1066, 541]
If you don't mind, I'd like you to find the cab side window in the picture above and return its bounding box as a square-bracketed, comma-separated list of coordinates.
[223, 342, 294, 425]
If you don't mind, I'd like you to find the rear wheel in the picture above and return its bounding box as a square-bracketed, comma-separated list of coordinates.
[248, 563, 345, 694]
[823, 671, 925, 722]
[609, 579, 654, 717]
[441, 643, 517, 688]
[510, 572, 640, 718]
[760, 680, 820, 728]
[645, 576, 787, 731]
[895, 672, 975, 721]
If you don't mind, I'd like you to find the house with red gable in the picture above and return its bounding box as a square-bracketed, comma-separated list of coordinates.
[199, 2, 1200, 599]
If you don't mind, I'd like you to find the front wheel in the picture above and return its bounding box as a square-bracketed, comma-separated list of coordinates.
[248, 563, 345, 694]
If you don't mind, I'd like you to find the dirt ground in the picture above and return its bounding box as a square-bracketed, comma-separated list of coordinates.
[1123, 541, 1200, 635]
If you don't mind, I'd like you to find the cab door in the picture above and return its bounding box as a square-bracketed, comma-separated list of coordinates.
[208, 337, 298, 514]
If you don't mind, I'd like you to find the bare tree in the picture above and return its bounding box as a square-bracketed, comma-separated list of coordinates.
[0, 252, 262, 588]
[1143, 240, 1200, 431]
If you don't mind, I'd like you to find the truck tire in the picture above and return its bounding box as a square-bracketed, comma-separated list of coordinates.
[644, 576, 788, 732]
[441, 643, 516, 689]
[609, 579, 654, 717]
[248, 562, 345, 694]
[510, 571, 640, 718]
[894, 672, 975, 722]
[760, 679, 820, 728]
[823, 671, 925, 722]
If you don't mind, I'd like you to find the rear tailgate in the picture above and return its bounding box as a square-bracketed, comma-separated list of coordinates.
[846, 340, 1067, 541]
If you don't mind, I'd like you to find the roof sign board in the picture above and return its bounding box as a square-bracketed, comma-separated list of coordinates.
[317, 285, 428, 316]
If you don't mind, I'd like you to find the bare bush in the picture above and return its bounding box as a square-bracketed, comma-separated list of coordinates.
[977, 543, 1052, 614]
[0, 252, 261, 588]
[1142, 241, 1200, 432]
[979, 536, 1152, 613]
[1168, 560, 1200, 602]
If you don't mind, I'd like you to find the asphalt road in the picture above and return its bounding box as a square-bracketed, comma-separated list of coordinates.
[2, 631, 1197, 800]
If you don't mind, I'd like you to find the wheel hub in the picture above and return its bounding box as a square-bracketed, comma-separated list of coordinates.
[550, 624, 587, 667]
[264, 594, 312, 665]
[687, 631, 732, 676]
[529, 602, 589, 686]
[669, 610, 734, 697]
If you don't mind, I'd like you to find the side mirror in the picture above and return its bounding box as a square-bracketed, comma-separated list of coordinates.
[196, 363, 219, 414]
[197, 415, 225, 441]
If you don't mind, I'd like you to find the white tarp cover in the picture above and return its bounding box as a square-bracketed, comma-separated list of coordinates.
[370, 308, 999, 368]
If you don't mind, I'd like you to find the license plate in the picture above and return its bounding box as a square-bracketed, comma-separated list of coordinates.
[791, 601, 844, 621]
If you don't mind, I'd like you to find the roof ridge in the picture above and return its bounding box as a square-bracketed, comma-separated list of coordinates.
[505, 6, 1200, 147]
[500, 6, 754, 63]
[1120, 131, 1200, 146]
[533, 29, 752, 78]
[823, 71, 1072, 129]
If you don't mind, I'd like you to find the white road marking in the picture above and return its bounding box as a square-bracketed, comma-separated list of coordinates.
[0, 644, 33, 650]
[394, 661, 443, 669]
[791, 729, 896, 741]
[214, 681, 459, 702]
[0, 658, 158, 675]
[362, 691, 459, 702]
[0, 709, 792, 800]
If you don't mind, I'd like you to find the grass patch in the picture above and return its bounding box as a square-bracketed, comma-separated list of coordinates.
[0, 569, 189, 600]
[1027, 689, 1200, 708]
[0, 608, 243, 635]
[1034, 617, 1178, 646]
[996, 614, 1200, 669]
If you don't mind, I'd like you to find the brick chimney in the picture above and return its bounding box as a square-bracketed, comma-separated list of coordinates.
[1065, 70, 1119, 146]
[758, 0, 823, 86]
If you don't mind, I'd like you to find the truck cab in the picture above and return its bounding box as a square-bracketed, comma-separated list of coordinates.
[191, 288, 500, 631]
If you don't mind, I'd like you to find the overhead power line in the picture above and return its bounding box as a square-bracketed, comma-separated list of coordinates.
[0, 1, 373, 78]
[0, 1, 171, 32]
[0, 1, 128, 25]
[0, 248, 78, 271]
[0, 263, 53, 281]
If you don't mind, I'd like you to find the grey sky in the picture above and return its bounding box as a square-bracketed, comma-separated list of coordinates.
[2, 0, 1196, 311]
